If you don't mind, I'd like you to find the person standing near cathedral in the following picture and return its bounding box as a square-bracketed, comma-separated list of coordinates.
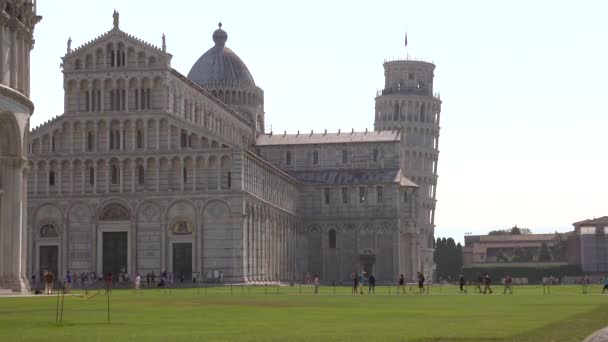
[65, 271, 72, 293]
[417, 272, 425, 294]
[368, 274, 376, 294]
[313, 274, 320, 294]
[459, 274, 467, 294]
[352, 272, 359, 295]
[483, 274, 493, 294]
[135, 274, 142, 293]
[398, 274, 405, 294]
[44, 271, 54, 295]
[359, 272, 367, 295]
[503, 273, 513, 295]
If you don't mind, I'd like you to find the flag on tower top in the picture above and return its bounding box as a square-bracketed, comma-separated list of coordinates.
[405, 32, 408, 48]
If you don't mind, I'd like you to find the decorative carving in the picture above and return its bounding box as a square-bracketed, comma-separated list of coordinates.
[142, 204, 158, 220]
[171, 221, 193, 235]
[100, 204, 130, 221]
[40, 224, 58, 238]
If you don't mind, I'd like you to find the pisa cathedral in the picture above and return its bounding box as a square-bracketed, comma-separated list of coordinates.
[24, 13, 442, 285]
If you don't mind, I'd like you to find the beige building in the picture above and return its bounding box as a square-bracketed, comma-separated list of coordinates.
[0, 0, 41, 293]
[26, 13, 442, 284]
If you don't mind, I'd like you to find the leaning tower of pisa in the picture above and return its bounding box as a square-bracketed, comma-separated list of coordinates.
[374, 53, 441, 280]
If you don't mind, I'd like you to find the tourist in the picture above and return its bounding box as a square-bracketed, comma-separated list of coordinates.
[368, 273, 376, 294]
[146, 273, 150, 287]
[31, 273, 37, 289]
[459, 274, 466, 293]
[44, 270, 54, 295]
[417, 272, 425, 294]
[602, 274, 608, 294]
[503, 273, 513, 295]
[65, 271, 72, 293]
[483, 274, 493, 294]
[476, 274, 483, 293]
[313, 273, 320, 294]
[135, 273, 141, 293]
[398, 274, 405, 294]
[352, 272, 359, 295]
[151, 271, 156, 285]
[180, 272, 184, 283]
[192, 271, 197, 284]
[359, 272, 367, 294]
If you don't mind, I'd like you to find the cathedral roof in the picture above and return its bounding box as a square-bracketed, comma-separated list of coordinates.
[256, 130, 401, 146]
[187, 23, 256, 89]
[286, 168, 417, 187]
[573, 216, 608, 227]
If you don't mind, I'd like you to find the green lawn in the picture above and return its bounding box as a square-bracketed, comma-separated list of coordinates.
[0, 284, 607, 341]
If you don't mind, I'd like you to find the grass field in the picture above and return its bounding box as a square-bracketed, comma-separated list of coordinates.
[1, 284, 607, 341]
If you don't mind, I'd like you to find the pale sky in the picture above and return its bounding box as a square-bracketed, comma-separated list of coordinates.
[29, 0, 608, 243]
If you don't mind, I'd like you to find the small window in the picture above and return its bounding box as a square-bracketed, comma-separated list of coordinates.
[376, 186, 383, 203]
[138, 165, 144, 185]
[48, 171, 55, 186]
[183, 167, 187, 183]
[180, 131, 188, 148]
[89, 167, 94, 185]
[373, 149, 379, 162]
[111, 165, 119, 184]
[342, 188, 348, 204]
[87, 131, 94, 151]
[328, 229, 336, 249]
[136, 130, 144, 149]
[227, 171, 231, 188]
[285, 151, 292, 166]
[324, 188, 330, 204]
[51, 135, 56, 152]
[313, 150, 319, 165]
[342, 150, 348, 164]
[393, 103, 399, 121]
[359, 187, 366, 203]
[408, 73, 414, 80]
[403, 192, 408, 203]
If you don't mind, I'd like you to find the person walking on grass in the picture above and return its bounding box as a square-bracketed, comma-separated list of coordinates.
[352, 272, 359, 295]
[44, 270, 54, 295]
[459, 274, 467, 294]
[368, 273, 376, 294]
[398, 274, 406, 295]
[135, 273, 142, 293]
[417, 272, 425, 294]
[602, 274, 608, 294]
[476, 274, 483, 293]
[483, 273, 493, 294]
[503, 273, 513, 295]
[65, 271, 72, 293]
[359, 272, 367, 294]
[313, 274, 320, 294]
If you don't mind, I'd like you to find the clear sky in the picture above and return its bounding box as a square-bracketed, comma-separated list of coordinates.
[29, 0, 608, 243]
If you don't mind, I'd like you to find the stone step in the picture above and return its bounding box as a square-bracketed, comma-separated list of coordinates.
[0, 288, 14, 295]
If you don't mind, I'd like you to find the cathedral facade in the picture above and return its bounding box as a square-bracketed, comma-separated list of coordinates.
[26, 14, 441, 284]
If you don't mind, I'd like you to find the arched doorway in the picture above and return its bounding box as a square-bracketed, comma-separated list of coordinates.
[97, 203, 131, 281]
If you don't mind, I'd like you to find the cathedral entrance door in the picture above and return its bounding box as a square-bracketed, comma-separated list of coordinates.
[39, 245, 58, 280]
[360, 251, 376, 276]
[172, 243, 192, 280]
[102, 232, 128, 281]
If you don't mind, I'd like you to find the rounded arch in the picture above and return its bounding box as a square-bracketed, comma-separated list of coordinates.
[0, 113, 21, 157]
[97, 199, 132, 221]
[202, 199, 230, 220]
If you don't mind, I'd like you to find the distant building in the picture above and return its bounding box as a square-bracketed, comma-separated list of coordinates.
[463, 233, 569, 266]
[572, 216, 608, 273]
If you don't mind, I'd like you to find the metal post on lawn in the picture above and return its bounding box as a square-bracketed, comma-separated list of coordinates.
[60, 284, 65, 326]
[55, 282, 60, 323]
[107, 282, 110, 324]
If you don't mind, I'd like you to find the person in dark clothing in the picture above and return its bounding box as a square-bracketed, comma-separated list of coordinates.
[151, 271, 156, 285]
[352, 272, 359, 295]
[483, 273, 493, 294]
[477, 274, 483, 293]
[368, 274, 376, 294]
[459, 274, 467, 294]
[398, 274, 405, 295]
[417, 272, 425, 294]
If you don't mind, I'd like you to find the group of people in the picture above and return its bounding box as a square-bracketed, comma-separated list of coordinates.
[351, 271, 378, 294]
[455, 273, 513, 295]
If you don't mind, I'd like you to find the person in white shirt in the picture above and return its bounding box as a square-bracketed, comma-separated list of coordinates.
[135, 274, 142, 293]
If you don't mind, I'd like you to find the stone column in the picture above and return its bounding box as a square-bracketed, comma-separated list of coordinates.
[9, 28, 16, 88]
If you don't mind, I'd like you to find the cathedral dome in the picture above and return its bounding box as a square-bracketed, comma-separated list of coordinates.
[187, 23, 256, 89]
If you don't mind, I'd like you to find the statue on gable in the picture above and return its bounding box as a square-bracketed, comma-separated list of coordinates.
[113, 9, 119, 30]
[66, 37, 72, 54]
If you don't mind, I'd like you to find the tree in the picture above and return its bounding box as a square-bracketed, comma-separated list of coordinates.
[539, 242, 552, 262]
[434, 237, 463, 281]
[511, 226, 521, 235]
